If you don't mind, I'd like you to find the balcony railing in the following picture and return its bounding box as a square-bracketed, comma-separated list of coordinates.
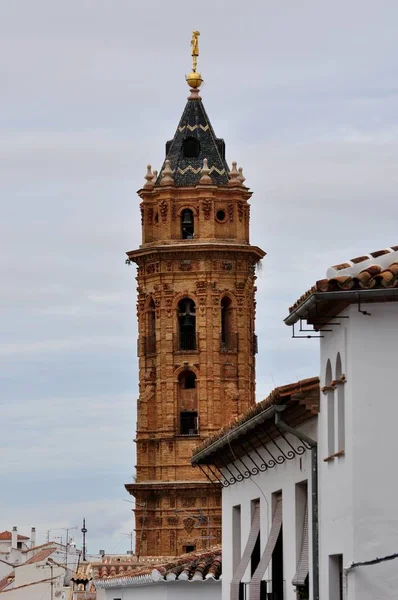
[174, 331, 199, 352]
[220, 332, 238, 353]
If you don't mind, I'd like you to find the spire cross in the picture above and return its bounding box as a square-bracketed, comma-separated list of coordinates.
[191, 30, 200, 72]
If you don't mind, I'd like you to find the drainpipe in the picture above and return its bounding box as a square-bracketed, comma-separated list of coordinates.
[275, 407, 319, 600]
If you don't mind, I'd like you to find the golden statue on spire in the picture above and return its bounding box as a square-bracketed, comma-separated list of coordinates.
[191, 30, 200, 71]
[186, 30, 203, 90]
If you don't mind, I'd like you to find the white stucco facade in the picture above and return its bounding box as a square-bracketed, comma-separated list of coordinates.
[319, 302, 398, 599]
[221, 419, 316, 600]
[97, 579, 220, 600]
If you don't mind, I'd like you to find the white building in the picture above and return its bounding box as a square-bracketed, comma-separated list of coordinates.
[0, 532, 81, 597]
[193, 246, 398, 600]
[192, 378, 318, 600]
[0, 527, 34, 571]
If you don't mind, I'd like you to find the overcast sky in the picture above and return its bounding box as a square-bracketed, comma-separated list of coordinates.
[1, 0, 398, 556]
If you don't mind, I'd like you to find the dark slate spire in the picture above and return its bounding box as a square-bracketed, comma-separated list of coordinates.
[157, 91, 230, 187]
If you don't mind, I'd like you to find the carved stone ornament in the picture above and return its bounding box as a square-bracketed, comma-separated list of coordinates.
[148, 207, 154, 225]
[140, 202, 144, 225]
[171, 200, 177, 221]
[225, 382, 240, 400]
[142, 385, 155, 402]
[179, 260, 193, 271]
[228, 203, 234, 221]
[159, 199, 168, 223]
[183, 517, 195, 534]
[237, 200, 244, 222]
[196, 280, 208, 293]
[202, 199, 212, 220]
[182, 497, 196, 508]
[168, 516, 178, 525]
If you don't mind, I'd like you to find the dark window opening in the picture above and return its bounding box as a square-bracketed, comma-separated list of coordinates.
[251, 531, 260, 577]
[181, 371, 196, 389]
[221, 296, 235, 350]
[146, 299, 156, 354]
[181, 209, 194, 239]
[178, 298, 196, 350]
[182, 136, 200, 158]
[216, 209, 226, 222]
[183, 545, 196, 553]
[180, 411, 198, 435]
[272, 526, 284, 600]
[154, 213, 159, 224]
[17, 542, 22, 549]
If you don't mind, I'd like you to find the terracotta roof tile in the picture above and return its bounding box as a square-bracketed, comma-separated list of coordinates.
[95, 548, 222, 583]
[289, 261, 398, 314]
[24, 547, 55, 564]
[0, 531, 29, 541]
[0, 572, 14, 592]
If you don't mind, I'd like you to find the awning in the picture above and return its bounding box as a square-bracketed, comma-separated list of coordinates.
[250, 496, 283, 600]
[230, 504, 260, 600]
[292, 498, 309, 586]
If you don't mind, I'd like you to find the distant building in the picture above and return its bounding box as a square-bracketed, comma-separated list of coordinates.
[193, 246, 398, 600]
[0, 527, 80, 598]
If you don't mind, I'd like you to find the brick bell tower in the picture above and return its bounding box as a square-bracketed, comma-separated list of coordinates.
[125, 32, 265, 557]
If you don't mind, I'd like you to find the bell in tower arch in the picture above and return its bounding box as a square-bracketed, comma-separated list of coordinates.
[181, 209, 194, 239]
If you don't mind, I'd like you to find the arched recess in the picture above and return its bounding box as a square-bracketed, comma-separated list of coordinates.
[335, 353, 345, 452]
[221, 295, 237, 352]
[178, 370, 198, 435]
[145, 298, 156, 354]
[177, 297, 197, 351]
[325, 359, 335, 456]
[181, 208, 194, 239]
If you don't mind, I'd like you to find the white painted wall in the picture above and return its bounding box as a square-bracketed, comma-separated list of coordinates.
[101, 579, 220, 600]
[221, 419, 316, 600]
[319, 302, 398, 599]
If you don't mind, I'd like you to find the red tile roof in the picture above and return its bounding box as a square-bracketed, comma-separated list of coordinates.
[0, 531, 29, 541]
[94, 548, 222, 583]
[24, 547, 55, 564]
[289, 261, 398, 316]
[0, 572, 14, 592]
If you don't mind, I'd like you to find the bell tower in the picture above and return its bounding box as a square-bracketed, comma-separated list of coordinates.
[125, 33, 265, 557]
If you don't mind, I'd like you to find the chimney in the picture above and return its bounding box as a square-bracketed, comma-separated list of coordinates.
[31, 527, 36, 548]
[11, 526, 18, 549]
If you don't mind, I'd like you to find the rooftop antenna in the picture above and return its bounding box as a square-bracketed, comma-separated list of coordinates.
[81, 518, 87, 562]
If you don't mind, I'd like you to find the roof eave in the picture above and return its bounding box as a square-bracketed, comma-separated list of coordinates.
[285, 288, 398, 326]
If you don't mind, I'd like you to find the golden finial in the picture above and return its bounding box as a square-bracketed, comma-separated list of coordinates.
[186, 30, 203, 90]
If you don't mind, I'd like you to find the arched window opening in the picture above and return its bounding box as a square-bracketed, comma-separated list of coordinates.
[146, 299, 156, 354]
[325, 359, 335, 457]
[336, 353, 345, 452]
[178, 298, 196, 351]
[180, 370, 196, 389]
[221, 297, 236, 351]
[178, 370, 198, 436]
[182, 136, 200, 158]
[181, 209, 194, 239]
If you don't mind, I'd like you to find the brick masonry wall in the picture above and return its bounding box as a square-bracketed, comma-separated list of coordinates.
[126, 181, 264, 556]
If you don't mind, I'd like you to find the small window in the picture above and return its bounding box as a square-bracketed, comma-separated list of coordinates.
[180, 411, 198, 435]
[154, 213, 159, 224]
[216, 209, 226, 222]
[181, 209, 194, 239]
[17, 542, 22, 549]
[183, 545, 196, 553]
[182, 137, 200, 158]
[181, 371, 196, 389]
